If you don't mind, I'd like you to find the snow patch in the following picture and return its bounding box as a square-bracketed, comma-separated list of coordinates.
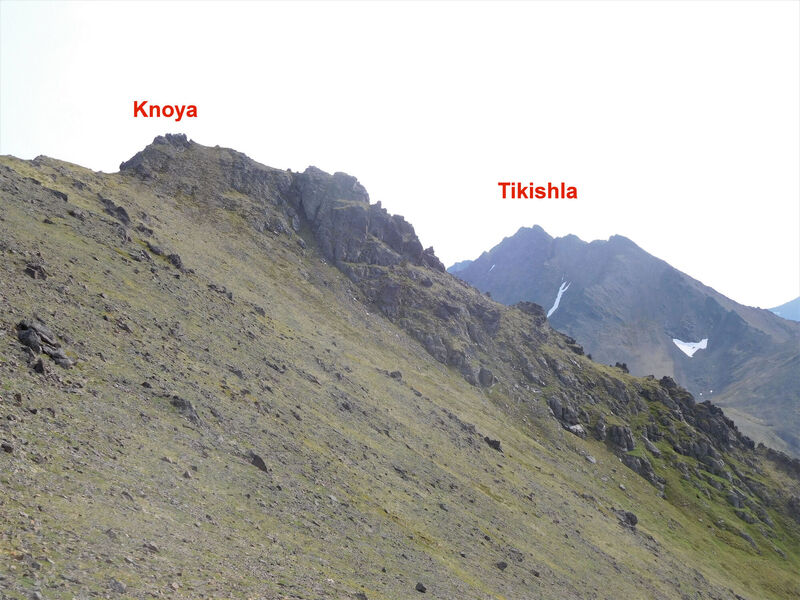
[547, 281, 571, 318]
[672, 337, 708, 358]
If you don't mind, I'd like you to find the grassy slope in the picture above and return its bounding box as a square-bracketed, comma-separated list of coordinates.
[0, 153, 798, 599]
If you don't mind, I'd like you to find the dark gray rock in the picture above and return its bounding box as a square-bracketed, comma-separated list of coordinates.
[24, 263, 48, 279]
[167, 253, 183, 270]
[547, 396, 562, 419]
[294, 166, 445, 272]
[567, 424, 586, 437]
[645, 423, 662, 441]
[621, 453, 665, 490]
[18, 319, 58, 346]
[44, 187, 68, 202]
[484, 437, 502, 452]
[521, 359, 544, 385]
[17, 328, 41, 353]
[617, 510, 638, 528]
[478, 367, 494, 387]
[170, 396, 200, 424]
[415, 582, 427, 593]
[608, 425, 635, 451]
[643, 437, 662, 457]
[595, 416, 607, 441]
[249, 451, 269, 473]
[735, 510, 757, 524]
[47, 346, 68, 360]
[739, 531, 758, 551]
[100, 196, 131, 225]
[727, 490, 744, 509]
[514, 301, 546, 321]
[378, 283, 403, 319]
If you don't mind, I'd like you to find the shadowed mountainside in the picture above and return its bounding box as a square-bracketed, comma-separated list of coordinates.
[450, 226, 800, 457]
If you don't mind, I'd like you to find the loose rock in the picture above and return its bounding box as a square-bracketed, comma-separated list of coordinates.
[484, 436, 502, 452]
[24, 263, 48, 280]
[617, 510, 638, 528]
[249, 451, 269, 473]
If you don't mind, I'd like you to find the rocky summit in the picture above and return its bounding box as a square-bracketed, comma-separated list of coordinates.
[1, 134, 799, 599]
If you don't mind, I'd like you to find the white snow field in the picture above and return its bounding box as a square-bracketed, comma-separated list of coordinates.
[547, 281, 571, 318]
[672, 337, 708, 357]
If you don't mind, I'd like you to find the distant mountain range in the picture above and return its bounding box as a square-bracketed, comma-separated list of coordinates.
[450, 226, 800, 457]
[771, 296, 800, 322]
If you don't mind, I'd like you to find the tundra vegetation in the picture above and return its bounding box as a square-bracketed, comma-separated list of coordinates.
[0, 134, 798, 599]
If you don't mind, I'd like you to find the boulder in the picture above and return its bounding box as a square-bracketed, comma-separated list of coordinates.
[567, 424, 586, 438]
[24, 263, 48, 280]
[484, 437, 503, 452]
[17, 328, 41, 353]
[616, 510, 638, 528]
[248, 451, 269, 473]
[170, 396, 201, 424]
[595, 417, 607, 441]
[608, 425, 635, 451]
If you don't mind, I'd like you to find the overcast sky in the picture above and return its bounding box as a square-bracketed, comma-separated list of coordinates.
[1, 1, 798, 308]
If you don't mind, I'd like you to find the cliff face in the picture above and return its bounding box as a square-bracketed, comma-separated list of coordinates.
[1, 135, 799, 599]
[120, 134, 445, 274]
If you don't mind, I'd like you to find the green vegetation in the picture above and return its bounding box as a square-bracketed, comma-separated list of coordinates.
[0, 140, 798, 599]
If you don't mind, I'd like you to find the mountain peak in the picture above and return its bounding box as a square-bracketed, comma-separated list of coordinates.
[120, 134, 443, 274]
[518, 224, 553, 240]
[606, 233, 640, 250]
[119, 133, 193, 173]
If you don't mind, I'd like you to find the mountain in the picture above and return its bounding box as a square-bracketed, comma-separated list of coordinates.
[1, 135, 799, 599]
[771, 296, 800, 322]
[450, 226, 800, 458]
[447, 259, 473, 273]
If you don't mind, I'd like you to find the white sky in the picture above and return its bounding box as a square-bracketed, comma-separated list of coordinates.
[1, 1, 798, 308]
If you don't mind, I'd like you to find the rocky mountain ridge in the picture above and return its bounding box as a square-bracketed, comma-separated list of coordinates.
[0, 135, 799, 599]
[450, 225, 800, 457]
